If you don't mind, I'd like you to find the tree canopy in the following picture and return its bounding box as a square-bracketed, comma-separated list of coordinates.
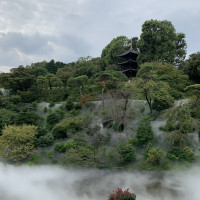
[137, 20, 187, 65]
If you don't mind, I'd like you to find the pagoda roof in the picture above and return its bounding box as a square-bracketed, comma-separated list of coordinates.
[118, 59, 137, 65]
[119, 48, 139, 57]
[121, 68, 138, 72]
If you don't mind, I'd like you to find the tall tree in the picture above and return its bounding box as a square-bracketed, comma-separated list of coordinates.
[137, 20, 187, 65]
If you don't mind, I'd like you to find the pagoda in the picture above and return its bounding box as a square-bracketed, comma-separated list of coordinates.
[118, 48, 139, 78]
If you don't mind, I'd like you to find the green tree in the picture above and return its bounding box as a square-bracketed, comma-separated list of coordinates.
[185, 84, 200, 108]
[68, 75, 88, 96]
[137, 20, 187, 65]
[163, 106, 195, 148]
[36, 76, 48, 101]
[116, 143, 136, 163]
[136, 117, 154, 145]
[0, 66, 35, 92]
[101, 36, 131, 68]
[96, 71, 125, 110]
[183, 52, 200, 83]
[0, 125, 38, 162]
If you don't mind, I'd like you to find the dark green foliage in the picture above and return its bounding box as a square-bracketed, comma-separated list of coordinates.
[136, 117, 154, 145]
[37, 127, 48, 138]
[36, 134, 54, 147]
[54, 142, 67, 153]
[49, 102, 55, 107]
[152, 94, 174, 112]
[0, 109, 17, 132]
[8, 95, 21, 104]
[16, 111, 40, 126]
[137, 20, 186, 65]
[116, 143, 136, 164]
[46, 112, 63, 129]
[53, 115, 91, 139]
[52, 126, 67, 139]
[183, 52, 200, 83]
[65, 99, 74, 111]
[101, 36, 131, 68]
[167, 147, 195, 162]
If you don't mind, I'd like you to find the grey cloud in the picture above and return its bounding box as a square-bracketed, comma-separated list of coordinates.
[0, 32, 52, 54]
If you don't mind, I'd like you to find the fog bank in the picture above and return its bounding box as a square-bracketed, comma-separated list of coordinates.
[0, 162, 200, 200]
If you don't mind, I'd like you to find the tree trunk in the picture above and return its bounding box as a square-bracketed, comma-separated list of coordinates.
[102, 82, 106, 110]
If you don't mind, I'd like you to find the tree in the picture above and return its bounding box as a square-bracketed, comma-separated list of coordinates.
[137, 62, 189, 99]
[36, 76, 48, 101]
[136, 117, 154, 145]
[137, 20, 187, 65]
[0, 125, 37, 162]
[163, 105, 195, 148]
[96, 71, 125, 110]
[116, 143, 136, 163]
[0, 66, 35, 92]
[101, 36, 131, 69]
[183, 52, 200, 83]
[56, 67, 72, 88]
[68, 75, 88, 96]
[185, 84, 200, 108]
[132, 78, 171, 113]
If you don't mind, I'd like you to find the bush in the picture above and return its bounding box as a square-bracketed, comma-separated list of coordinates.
[54, 142, 67, 153]
[136, 117, 154, 145]
[53, 115, 91, 139]
[108, 188, 136, 200]
[49, 102, 55, 107]
[16, 111, 40, 126]
[152, 94, 174, 112]
[65, 99, 74, 111]
[36, 134, 54, 147]
[117, 143, 136, 164]
[167, 147, 195, 162]
[37, 127, 48, 138]
[140, 146, 169, 170]
[47, 112, 61, 125]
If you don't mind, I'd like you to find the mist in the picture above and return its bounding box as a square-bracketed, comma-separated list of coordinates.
[1, 162, 200, 200]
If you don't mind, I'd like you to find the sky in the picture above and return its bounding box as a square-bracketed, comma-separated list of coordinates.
[0, 0, 199, 72]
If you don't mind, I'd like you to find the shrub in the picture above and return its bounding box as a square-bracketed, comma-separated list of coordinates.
[43, 107, 48, 113]
[54, 142, 67, 153]
[117, 143, 136, 164]
[140, 146, 169, 170]
[47, 112, 61, 125]
[36, 134, 54, 147]
[53, 115, 91, 139]
[65, 99, 74, 111]
[152, 94, 174, 112]
[167, 146, 195, 162]
[49, 102, 55, 107]
[136, 117, 154, 145]
[37, 127, 48, 138]
[108, 188, 136, 200]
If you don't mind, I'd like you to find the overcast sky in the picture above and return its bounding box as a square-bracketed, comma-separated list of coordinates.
[0, 0, 199, 72]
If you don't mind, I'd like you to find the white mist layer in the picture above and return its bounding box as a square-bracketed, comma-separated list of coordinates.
[0, 162, 200, 200]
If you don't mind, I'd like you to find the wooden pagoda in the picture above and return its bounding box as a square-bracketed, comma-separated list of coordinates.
[118, 48, 139, 78]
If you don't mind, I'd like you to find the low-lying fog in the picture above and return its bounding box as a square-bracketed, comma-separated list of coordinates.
[0, 162, 199, 200]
